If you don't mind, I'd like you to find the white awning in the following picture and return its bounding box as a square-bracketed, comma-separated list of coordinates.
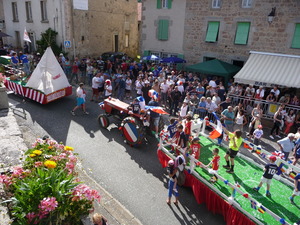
[234, 51, 300, 88]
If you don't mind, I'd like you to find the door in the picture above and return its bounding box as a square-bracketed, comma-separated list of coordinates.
[114, 35, 118, 52]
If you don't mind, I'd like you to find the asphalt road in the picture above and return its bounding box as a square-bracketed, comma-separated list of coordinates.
[8, 89, 225, 225]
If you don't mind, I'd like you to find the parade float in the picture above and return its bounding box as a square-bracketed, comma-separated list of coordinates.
[157, 118, 300, 225]
[4, 47, 72, 104]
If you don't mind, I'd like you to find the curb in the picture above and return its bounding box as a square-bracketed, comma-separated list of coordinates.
[78, 168, 143, 225]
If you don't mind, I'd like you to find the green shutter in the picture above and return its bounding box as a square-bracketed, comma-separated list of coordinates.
[292, 23, 300, 49]
[143, 50, 150, 56]
[167, 0, 172, 9]
[158, 20, 169, 40]
[205, 21, 220, 42]
[234, 22, 251, 45]
[157, 0, 162, 9]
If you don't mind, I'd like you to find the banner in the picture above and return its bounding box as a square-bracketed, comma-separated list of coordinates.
[23, 28, 31, 43]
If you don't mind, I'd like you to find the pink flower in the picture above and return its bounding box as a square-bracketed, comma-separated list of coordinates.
[0, 174, 13, 187]
[71, 184, 101, 202]
[50, 156, 59, 161]
[34, 161, 43, 168]
[12, 166, 24, 177]
[65, 162, 75, 175]
[26, 212, 36, 223]
[38, 197, 58, 213]
[68, 155, 77, 163]
[58, 153, 67, 160]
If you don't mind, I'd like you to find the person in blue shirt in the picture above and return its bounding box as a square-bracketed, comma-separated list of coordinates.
[19, 51, 30, 75]
[290, 173, 300, 204]
[167, 118, 178, 139]
[11, 52, 19, 69]
[221, 106, 235, 132]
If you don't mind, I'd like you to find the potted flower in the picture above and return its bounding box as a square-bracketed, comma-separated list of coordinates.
[0, 73, 8, 109]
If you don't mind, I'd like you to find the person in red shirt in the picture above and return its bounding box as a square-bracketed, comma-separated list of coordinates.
[188, 137, 201, 160]
[184, 115, 192, 141]
[205, 148, 220, 183]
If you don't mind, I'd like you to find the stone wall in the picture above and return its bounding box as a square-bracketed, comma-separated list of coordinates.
[71, 0, 139, 58]
[183, 0, 300, 64]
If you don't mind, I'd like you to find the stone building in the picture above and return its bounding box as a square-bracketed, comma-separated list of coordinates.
[141, 0, 300, 65]
[1, 0, 139, 58]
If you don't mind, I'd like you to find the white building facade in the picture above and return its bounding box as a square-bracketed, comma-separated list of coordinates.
[3, 0, 66, 52]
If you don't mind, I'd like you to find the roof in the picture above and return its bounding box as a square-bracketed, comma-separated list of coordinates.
[185, 59, 241, 77]
[234, 51, 300, 88]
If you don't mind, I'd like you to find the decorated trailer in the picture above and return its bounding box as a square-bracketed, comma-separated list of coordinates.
[157, 118, 300, 225]
[4, 47, 72, 104]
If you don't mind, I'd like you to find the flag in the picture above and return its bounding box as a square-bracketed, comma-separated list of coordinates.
[260, 153, 266, 158]
[145, 106, 169, 115]
[258, 205, 266, 214]
[256, 148, 261, 154]
[244, 142, 253, 150]
[250, 200, 257, 210]
[289, 171, 296, 179]
[23, 28, 31, 43]
[209, 112, 222, 139]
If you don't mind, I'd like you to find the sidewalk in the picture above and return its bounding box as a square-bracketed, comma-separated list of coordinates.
[0, 107, 142, 225]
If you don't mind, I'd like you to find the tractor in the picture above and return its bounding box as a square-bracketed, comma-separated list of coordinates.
[98, 97, 166, 146]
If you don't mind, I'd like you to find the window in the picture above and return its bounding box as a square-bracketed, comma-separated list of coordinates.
[12, 2, 19, 22]
[25, 2, 33, 22]
[234, 22, 250, 45]
[212, 0, 221, 8]
[157, 20, 169, 40]
[125, 34, 129, 48]
[291, 23, 300, 49]
[40, 1, 48, 21]
[242, 0, 252, 8]
[157, 0, 172, 9]
[232, 60, 244, 67]
[203, 56, 216, 62]
[205, 21, 220, 42]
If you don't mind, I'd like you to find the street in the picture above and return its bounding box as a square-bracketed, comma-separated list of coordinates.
[9, 89, 225, 225]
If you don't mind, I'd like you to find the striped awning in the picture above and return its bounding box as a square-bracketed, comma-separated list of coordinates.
[234, 51, 300, 88]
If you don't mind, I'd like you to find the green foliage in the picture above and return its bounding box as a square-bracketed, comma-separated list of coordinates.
[36, 28, 64, 56]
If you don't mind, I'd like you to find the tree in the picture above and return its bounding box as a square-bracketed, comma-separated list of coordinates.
[36, 28, 63, 56]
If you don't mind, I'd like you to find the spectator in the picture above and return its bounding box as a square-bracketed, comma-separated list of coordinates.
[19, 51, 30, 75]
[208, 76, 217, 89]
[270, 106, 284, 139]
[279, 94, 290, 104]
[11, 52, 19, 69]
[248, 104, 263, 138]
[270, 86, 280, 101]
[104, 79, 112, 98]
[148, 94, 161, 136]
[290, 95, 300, 106]
[277, 133, 295, 161]
[179, 101, 189, 121]
[86, 63, 94, 86]
[79, 59, 87, 83]
[170, 86, 182, 116]
[221, 106, 235, 132]
[196, 82, 205, 99]
[117, 75, 126, 101]
[217, 82, 226, 101]
[254, 86, 265, 101]
[266, 92, 276, 102]
[235, 110, 247, 132]
[244, 84, 255, 99]
[90, 73, 100, 102]
[212, 93, 221, 106]
[70, 60, 79, 84]
[205, 86, 213, 98]
[284, 109, 295, 135]
[197, 97, 207, 119]
[63, 57, 72, 79]
[71, 83, 89, 115]
[219, 97, 231, 112]
[92, 213, 107, 225]
[189, 93, 199, 114]
[292, 137, 300, 166]
[135, 76, 143, 97]
[206, 97, 218, 120]
[160, 79, 169, 107]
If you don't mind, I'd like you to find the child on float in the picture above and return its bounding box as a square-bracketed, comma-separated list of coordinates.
[289, 172, 300, 204]
[187, 137, 201, 160]
[205, 148, 220, 183]
[167, 118, 178, 139]
[252, 125, 264, 153]
[184, 115, 193, 141]
[173, 124, 187, 155]
[253, 155, 278, 197]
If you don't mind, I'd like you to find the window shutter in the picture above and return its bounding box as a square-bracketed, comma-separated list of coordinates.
[167, 0, 172, 9]
[292, 23, 300, 49]
[157, 0, 162, 9]
[234, 22, 250, 45]
[143, 50, 150, 56]
[205, 21, 220, 42]
[158, 20, 169, 40]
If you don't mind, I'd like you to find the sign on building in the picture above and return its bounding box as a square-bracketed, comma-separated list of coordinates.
[64, 40, 71, 48]
[73, 0, 88, 10]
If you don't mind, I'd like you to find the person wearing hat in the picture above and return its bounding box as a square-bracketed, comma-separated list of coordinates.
[277, 133, 295, 161]
[253, 124, 264, 146]
[71, 83, 89, 115]
[166, 159, 179, 205]
[253, 155, 278, 197]
[104, 79, 112, 98]
[142, 79, 152, 104]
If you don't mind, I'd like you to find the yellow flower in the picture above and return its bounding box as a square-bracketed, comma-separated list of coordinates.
[44, 160, 57, 169]
[48, 146, 53, 149]
[64, 146, 74, 151]
[32, 150, 42, 156]
[30, 154, 36, 158]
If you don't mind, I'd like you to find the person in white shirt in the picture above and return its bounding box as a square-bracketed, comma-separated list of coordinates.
[270, 86, 280, 101]
[90, 73, 100, 102]
[135, 76, 143, 97]
[125, 76, 132, 99]
[177, 81, 184, 94]
[208, 77, 217, 88]
[160, 80, 169, 107]
[71, 83, 89, 115]
[179, 101, 188, 121]
[166, 76, 175, 86]
[104, 79, 113, 98]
